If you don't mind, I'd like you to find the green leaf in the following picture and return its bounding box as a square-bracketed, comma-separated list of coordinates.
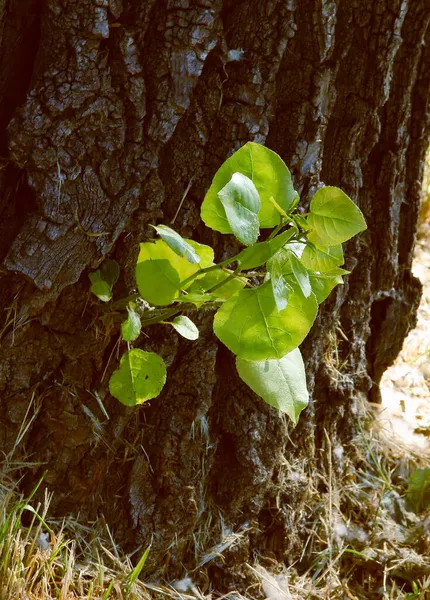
[121, 306, 142, 342]
[266, 247, 296, 311]
[135, 239, 213, 306]
[89, 259, 120, 302]
[293, 214, 310, 230]
[109, 349, 166, 406]
[269, 262, 292, 312]
[406, 468, 430, 512]
[201, 142, 296, 232]
[213, 281, 318, 361]
[171, 316, 199, 340]
[237, 243, 272, 270]
[309, 271, 345, 303]
[175, 293, 213, 308]
[100, 259, 120, 287]
[237, 228, 295, 270]
[89, 277, 112, 302]
[300, 242, 344, 272]
[151, 225, 201, 264]
[290, 253, 312, 298]
[267, 244, 314, 297]
[236, 348, 309, 425]
[187, 240, 214, 268]
[290, 190, 300, 211]
[189, 268, 247, 300]
[136, 258, 181, 306]
[218, 173, 260, 246]
[267, 246, 293, 277]
[307, 186, 367, 246]
[269, 196, 288, 218]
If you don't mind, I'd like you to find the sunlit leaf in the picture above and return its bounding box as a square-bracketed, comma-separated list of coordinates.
[175, 293, 213, 308]
[267, 255, 292, 312]
[300, 243, 344, 272]
[290, 253, 311, 298]
[151, 225, 201, 264]
[213, 281, 318, 360]
[187, 240, 214, 268]
[218, 173, 260, 246]
[171, 316, 199, 340]
[307, 186, 367, 246]
[121, 306, 142, 342]
[201, 142, 297, 232]
[135, 239, 213, 306]
[236, 348, 309, 425]
[109, 349, 166, 406]
[237, 228, 295, 270]
[189, 268, 247, 299]
[308, 268, 348, 303]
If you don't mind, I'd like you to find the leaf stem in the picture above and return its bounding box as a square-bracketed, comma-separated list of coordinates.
[140, 307, 181, 327]
[178, 253, 244, 289]
[110, 294, 140, 309]
[140, 299, 223, 329]
[267, 219, 287, 241]
[179, 301, 223, 312]
[179, 259, 228, 289]
[206, 266, 243, 294]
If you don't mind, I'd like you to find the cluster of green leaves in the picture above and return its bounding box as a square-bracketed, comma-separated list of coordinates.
[90, 142, 367, 425]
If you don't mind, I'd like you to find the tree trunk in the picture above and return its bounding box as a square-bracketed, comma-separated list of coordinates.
[0, 0, 429, 588]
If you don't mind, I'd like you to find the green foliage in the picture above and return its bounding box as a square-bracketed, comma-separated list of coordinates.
[301, 242, 344, 272]
[109, 349, 166, 406]
[170, 316, 199, 340]
[90, 143, 367, 425]
[309, 269, 347, 304]
[150, 224, 201, 264]
[289, 253, 312, 298]
[121, 305, 142, 342]
[188, 268, 246, 300]
[406, 468, 430, 512]
[213, 281, 318, 361]
[124, 546, 150, 594]
[201, 141, 296, 231]
[236, 349, 308, 425]
[88, 259, 120, 302]
[268, 255, 292, 312]
[135, 239, 213, 306]
[307, 186, 367, 246]
[218, 172, 261, 246]
[89, 275, 112, 302]
[236, 228, 295, 270]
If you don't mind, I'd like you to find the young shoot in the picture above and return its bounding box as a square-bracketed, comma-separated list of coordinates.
[90, 142, 367, 425]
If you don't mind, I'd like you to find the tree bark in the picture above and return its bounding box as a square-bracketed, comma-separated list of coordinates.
[0, 0, 429, 588]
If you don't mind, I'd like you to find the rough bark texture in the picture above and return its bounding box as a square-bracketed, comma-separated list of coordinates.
[0, 0, 429, 589]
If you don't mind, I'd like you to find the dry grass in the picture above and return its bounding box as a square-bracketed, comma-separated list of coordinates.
[3, 407, 430, 600]
[249, 398, 430, 600]
[2, 376, 429, 600]
[0, 468, 152, 599]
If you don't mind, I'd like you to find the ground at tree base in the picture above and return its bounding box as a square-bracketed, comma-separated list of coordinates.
[1, 244, 429, 600]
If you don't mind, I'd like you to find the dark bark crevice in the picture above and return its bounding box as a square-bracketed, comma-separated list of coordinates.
[0, 0, 44, 150]
[0, 0, 44, 265]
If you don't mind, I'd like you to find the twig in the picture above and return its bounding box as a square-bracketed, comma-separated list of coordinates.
[171, 177, 194, 224]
